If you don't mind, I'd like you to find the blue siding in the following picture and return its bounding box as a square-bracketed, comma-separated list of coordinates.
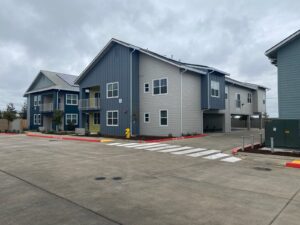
[201, 72, 225, 110]
[78, 43, 139, 136]
[277, 37, 300, 119]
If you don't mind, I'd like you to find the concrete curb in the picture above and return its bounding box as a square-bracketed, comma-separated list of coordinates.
[231, 143, 262, 155]
[143, 134, 208, 143]
[26, 132, 112, 143]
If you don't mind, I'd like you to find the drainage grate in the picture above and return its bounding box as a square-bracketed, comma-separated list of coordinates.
[112, 177, 122, 180]
[95, 177, 106, 181]
[253, 167, 272, 171]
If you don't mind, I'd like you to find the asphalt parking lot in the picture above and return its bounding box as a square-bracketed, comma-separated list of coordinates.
[1, 133, 300, 225]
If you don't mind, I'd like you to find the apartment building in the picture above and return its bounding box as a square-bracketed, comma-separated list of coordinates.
[24, 70, 79, 131]
[74, 38, 267, 137]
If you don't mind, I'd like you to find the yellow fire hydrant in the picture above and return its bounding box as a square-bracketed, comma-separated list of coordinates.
[125, 128, 131, 139]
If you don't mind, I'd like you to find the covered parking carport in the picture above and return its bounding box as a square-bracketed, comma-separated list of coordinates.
[203, 112, 226, 132]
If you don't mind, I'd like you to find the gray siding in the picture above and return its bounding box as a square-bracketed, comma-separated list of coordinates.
[78, 43, 139, 136]
[30, 73, 55, 91]
[277, 37, 300, 119]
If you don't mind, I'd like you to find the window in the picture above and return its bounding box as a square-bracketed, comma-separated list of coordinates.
[33, 114, 41, 125]
[236, 93, 241, 108]
[38, 95, 41, 106]
[263, 99, 266, 105]
[211, 80, 220, 97]
[153, 78, 167, 95]
[106, 110, 118, 126]
[144, 113, 150, 123]
[65, 114, 78, 125]
[66, 94, 78, 105]
[225, 86, 228, 99]
[247, 93, 252, 103]
[94, 112, 100, 125]
[144, 83, 150, 93]
[107, 82, 119, 98]
[160, 110, 168, 126]
[34, 96, 38, 106]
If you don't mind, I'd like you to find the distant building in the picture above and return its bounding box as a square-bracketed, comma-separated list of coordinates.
[74, 39, 267, 137]
[24, 70, 79, 131]
[265, 30, 300, 119]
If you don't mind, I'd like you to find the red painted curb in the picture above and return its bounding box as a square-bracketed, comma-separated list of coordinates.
[26, 133, 100, 143]
[143, 134, 208, 143]
[231, 143, 262, 155]
[286, 162, 300, 169]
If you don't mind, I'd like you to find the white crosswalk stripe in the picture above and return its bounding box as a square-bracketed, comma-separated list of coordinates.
[106, 143, 122, 146]
[159, 146, 192, 153]
[188, 150, 220, 157]
[115, 143, 140, 147]
[123, 143, 147, 148]
[171, 148, 207, 155]
[221, 157, 241, 163]
[135, 144, 169, 149]
[145, 145, 180, 151]
[203, 153, 229, 160]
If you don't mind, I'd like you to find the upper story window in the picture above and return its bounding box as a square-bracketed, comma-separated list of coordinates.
[144, 83, 150, 93]
[153, 78, 167, 95]
[160, 110, 168, 126]
[247, 93, 252, 103]
[211, 80, 220, 98]
[107, 82, 119, 98]
[34, 95, 41, 106]
[66, 94, 78, 105]
[236, 93, 241, 108]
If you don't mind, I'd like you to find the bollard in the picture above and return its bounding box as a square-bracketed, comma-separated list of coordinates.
[251, 135, 254, 149]
[242, 136, 245, 151]
[271, 137, 274, 153]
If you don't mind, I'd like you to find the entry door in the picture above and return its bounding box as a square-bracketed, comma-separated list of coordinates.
[85, 114, 89, 130]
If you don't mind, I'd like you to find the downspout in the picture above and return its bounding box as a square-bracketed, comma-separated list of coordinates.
[180, 68, 187, 135]
[129, 48, 137, 136]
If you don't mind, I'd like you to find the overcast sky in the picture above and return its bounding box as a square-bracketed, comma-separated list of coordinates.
[1, 0, 300, 116]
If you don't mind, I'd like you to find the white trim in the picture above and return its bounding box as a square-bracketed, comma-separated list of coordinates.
[152, 77, 168, 96]
[247, 93, 252, 104]
[66, 94, 78, 105]
[211, 80, 220, 98]
[33, 114, 41, 125]
[144, 112, 150, 123]
[144, 82, 150, 93]
[106, 110, 119, 126]
[65, 113, 78, 125]
[236, 93, 241, 109]
[159, 109, 168, 126]
[106, 82, 119, 99]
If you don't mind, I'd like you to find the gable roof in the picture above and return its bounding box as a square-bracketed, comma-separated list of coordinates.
[265, 30, 300, 65]
[24, 70, 79, 96]
[75, 38, 229, 84]
[225, 77, 268, 90]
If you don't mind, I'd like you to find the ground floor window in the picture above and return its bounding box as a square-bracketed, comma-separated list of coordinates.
[106, 110, 118, 126]
[144, 113, 150, 123]
[159, 110, 168, 126]
[66, 114, 78, 125]
[33, 114, 41, 125]
[94, 112, 100, 124]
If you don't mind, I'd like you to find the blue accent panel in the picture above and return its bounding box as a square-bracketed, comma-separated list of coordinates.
[201, 72, 225, 110]
[78, 43, 139, 136]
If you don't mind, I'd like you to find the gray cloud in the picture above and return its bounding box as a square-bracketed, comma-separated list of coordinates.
[1, 0, 300, 116]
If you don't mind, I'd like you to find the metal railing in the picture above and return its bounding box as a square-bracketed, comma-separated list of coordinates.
[40, 103, 64, 112]
[241, 133, 264, 151]
[79, 98, 100, 110]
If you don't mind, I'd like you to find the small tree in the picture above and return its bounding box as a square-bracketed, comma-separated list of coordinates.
[3, 103, 17, 130]
[20, 101, 27, 119]
[52, 110, 63, 132]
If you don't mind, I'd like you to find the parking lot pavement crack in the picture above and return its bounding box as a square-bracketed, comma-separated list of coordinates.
[267, 186, 300, 225]
[0, 169, 124, 225]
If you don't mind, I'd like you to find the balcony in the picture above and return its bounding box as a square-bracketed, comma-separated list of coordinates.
[40, 103, 64, 112]
[79, 98, 100, 110]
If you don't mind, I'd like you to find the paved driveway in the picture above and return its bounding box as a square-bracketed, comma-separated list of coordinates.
[0, 134, 300, 225]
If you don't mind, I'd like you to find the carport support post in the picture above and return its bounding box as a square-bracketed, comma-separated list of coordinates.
[271, 137, 274, 153]
[247, 115, 251, 130]
[259, 113, 263, 130]
[242, 136, 245, 151]
[251, 135, 254, 149]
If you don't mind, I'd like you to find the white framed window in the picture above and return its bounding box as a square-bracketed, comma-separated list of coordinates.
[106, 110, 119, 126]
[34, 96, 38, 106]
[159, 110, 168, 126]
[106, 82, 119, 98]
[65, 114, 78, 125]
[247, 93, 252, 103]
[94, 112, 100, 125]
[33, 114, 41, 125]
[66, 94, 78, 105]
[153, 78, 167, 95]
[144, 83, 150, 93]
[38, 95, 41, 106]
[144, 113, 150, 123]
[236, 93, 241, 108]
[211, 80, 220, 98]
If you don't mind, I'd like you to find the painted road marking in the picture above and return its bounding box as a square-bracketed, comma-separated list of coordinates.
[106, 143, 122, 146]
[203, 153, 229, 160]
[159, 146, 192, 153]
[188, 150, 220, 157]
[115, 143, 140, 147]
[145, 145, 180, 151]
[123, 143, 146, 148]
[135, 144, 169, 149]
[171, 148, 207, 155]
[221, 157, 242, 163]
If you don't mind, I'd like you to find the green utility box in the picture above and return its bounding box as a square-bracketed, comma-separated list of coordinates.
[265, 119, 300, 150]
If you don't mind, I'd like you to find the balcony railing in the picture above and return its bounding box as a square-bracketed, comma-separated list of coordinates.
[40, 103, 64, 112]
[79, 98, 100, 110]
